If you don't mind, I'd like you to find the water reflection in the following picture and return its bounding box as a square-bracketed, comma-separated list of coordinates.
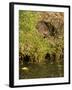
[19, 61, 64, 79]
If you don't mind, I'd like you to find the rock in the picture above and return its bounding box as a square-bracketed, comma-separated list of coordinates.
[21, 67, 29, 71]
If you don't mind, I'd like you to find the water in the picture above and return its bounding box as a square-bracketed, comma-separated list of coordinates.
[19, 61, 64, 79]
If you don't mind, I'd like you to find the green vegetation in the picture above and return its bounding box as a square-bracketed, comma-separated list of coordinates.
[19, 10, 64, 79]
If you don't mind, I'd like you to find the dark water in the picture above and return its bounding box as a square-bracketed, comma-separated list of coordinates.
[19, 61, 64, 79]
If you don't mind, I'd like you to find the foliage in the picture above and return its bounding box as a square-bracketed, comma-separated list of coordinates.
[19, 10, 64, 63]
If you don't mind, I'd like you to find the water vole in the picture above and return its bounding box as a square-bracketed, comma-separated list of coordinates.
[36, 21, 57, 38]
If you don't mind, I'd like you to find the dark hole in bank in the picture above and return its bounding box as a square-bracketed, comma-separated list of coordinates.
[45, 53, 56, 63]
[45, 53, 51, 62]
[23, 55, 31, 64]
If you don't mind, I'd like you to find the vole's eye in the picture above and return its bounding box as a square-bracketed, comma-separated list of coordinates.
[44, 36, 46, 38]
